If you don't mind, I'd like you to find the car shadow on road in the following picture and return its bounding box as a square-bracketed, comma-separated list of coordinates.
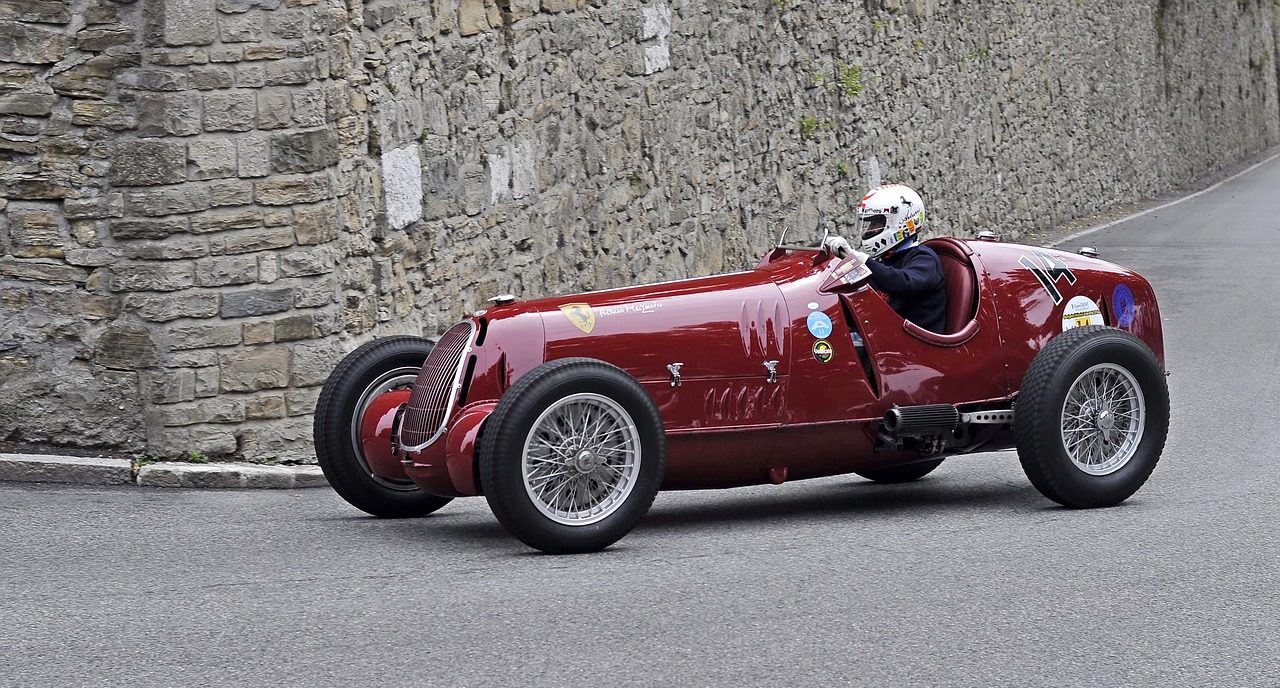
[638, 477, 1040, 531]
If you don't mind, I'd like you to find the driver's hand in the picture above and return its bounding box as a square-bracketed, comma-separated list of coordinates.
[822, 235, 852, 258]
[850, 248, 870, 264]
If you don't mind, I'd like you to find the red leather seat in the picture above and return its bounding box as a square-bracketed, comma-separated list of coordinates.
[929, 239, 978, 333]
[902, 238, 979, 346]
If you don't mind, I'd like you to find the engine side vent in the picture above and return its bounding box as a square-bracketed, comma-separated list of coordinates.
[399, 321, 475, 450]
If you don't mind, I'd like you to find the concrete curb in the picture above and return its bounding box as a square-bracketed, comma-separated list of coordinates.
[0, 453, 328, 489]
[136, 462, 327, 489]
[0, 453, 134, 486]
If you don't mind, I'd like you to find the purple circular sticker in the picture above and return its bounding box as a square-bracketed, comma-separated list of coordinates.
[1112, 284, 1135, 329]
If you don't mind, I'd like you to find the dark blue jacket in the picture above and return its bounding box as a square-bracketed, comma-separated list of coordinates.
[865, 244, 947, 333]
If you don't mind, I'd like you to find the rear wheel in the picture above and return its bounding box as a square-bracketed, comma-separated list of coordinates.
[854, 459, 944, 483]
[480, 358, 665, 553]
[1015, 326, 1169, 508]
[314, 336, 453, 518]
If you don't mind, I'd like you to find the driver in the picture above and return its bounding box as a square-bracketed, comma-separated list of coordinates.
[823, 184, 947, 333]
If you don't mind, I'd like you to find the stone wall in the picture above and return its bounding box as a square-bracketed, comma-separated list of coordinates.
[1, 0, 1277, 462]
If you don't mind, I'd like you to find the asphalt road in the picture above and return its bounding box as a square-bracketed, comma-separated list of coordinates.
[5, 155, 1280, 687]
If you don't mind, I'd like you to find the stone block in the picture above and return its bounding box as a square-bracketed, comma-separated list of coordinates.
[208, 179, 255, 207]
[209, 46, 242, 62]
[0, 21, 70, 64]
[269, 9, 308, 38]
[70, 101, 135, 130]
[258, 253, 279, 283]
[94, 322, 157, 369]
[285, 386, 320, 416]
[243, 320, 273, 344]
[245, 394, 286, 419]
[290, 85, 325, 127]
[244, 44, 287, 60]
[76, 24, 134, 51]
[64, 248, 121, 267]
[126, 292, 220, 321]
[123, 238, 209, 260]
[216, 0, 282, 13]
[293, 201, 338, 244]
[195, 254, 258, 286]
[190, 66, 236, 90]
[237, 133, 270, 177]
[125, 186, 212, 216]
[234, 62, 265, 87]
[211, 226, 294, 254]
[458, 0, 489, 35]
[163, 0, 217, 46]
[290, 339, 341, 387]
[0, 258, 89, 284]
[118, 67, 189, 91]
[273, 313, 313, 341]
[219, 13, 263, 42]
[109, 262, 196, 292]
[190, 208, 261, 233]
[187, 139, 237, 180]
[255, 174, 331, 205]
[220, 345, 291, 391]
[150, 48, 209, 66]
[294, 278, 334, 307]
[203, 91, 256, 131]
[110, 140, 188, 187]
[189, 427, 238, 456]
[221, 287, 293, 317]
[150, 368, 197, 404]
[167, 322, 241, 349]
[280, 247, 334, 276]
[265, 58, 319, 86]
[270, 129, 337, 173]
[257, 91, 291, 129]
[110, 218, 188, 240]
[0, 1, 73, 24]
[136, 92, 203, 137]
[159, 397, 245, 426]
[63, 194, 124, 220]
[8, 209, 64, 259]
[194, 367, 219, 396]
[0, 91, 56, 116]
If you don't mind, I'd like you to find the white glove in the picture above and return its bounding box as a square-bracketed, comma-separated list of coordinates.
[850, 248, 870, 264]
[822, 235, 853, 258]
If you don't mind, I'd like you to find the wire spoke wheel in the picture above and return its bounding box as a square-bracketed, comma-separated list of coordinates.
[521, 393, 642, 526]
[1015, 326, 1169, 509]
[1060, 363, 1146, 476]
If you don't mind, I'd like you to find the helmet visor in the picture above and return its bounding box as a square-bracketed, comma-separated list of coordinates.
[860, 215, 887, 241]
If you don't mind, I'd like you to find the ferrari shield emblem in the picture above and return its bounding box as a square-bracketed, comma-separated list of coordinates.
[560, 303, 596, 334]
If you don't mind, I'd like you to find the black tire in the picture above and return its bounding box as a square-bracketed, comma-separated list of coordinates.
[314, 336, 453, 518]
[854, 459, 944, 483]
[480, 358, 666, 554]
[1014, 326, 1169, 508]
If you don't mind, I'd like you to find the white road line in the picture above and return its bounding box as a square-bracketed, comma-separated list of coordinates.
[1050, 150, 1280, 247]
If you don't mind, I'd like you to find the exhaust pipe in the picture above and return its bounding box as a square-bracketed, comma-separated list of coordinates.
[884, 404, 960, 436]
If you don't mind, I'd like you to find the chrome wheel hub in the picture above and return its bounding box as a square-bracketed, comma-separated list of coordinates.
[1060, 363, 1146, 476]
[521, 393, 642, 526]
[350, 367, 420, 491]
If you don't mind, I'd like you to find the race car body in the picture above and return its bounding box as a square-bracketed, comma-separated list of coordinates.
[315, 236, 1169, 553]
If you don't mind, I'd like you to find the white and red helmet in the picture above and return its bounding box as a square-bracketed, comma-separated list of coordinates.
[856, 184, 925, 258]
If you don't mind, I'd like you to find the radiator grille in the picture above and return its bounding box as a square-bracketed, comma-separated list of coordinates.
[399, 321, 474, 449]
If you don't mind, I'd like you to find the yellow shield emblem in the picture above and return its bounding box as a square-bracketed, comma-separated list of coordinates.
[560, 303, 595, 334]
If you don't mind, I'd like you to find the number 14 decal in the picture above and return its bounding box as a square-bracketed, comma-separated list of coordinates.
[1019, 251, 1077, 305]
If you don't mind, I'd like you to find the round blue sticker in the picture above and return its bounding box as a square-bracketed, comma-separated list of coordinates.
[807, 311, 833, 339]
[1112, 284, 1135, 329]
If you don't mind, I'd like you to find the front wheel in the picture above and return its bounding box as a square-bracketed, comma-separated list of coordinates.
[1015, 326, 1169, 508]
[314, 336, 453, 518]
[479, 358, 666, 553]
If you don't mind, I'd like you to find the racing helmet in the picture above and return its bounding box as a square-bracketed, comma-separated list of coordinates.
[856, 184, 926, 258]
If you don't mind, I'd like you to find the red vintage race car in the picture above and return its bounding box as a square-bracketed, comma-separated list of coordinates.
[314, 235, 1169, 553]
